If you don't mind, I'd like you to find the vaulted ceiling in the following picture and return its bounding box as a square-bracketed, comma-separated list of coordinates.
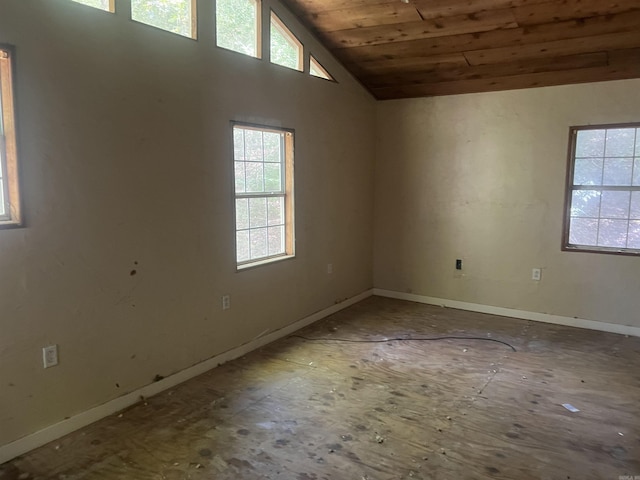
[283, 0, 640, 99]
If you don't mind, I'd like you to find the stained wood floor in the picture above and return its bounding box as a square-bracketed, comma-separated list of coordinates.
[2, 296, 640, 480]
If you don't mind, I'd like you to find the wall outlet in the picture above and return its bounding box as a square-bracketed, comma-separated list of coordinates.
[327, 263, 333, 274]
[532, 268, 542, 281]
[42, 345, 58, 368]
[455, 259, 463, 270]
[222, 295, 230, 310]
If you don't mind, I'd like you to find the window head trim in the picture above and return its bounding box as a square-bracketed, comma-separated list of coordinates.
[562, 122, 640, 256]
[231, 122, 295, 270]
[0, 45, 22, 228]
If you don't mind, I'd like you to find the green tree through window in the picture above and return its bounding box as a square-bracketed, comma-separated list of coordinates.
[131, 0, 194, 38]
[270, 12, 302, 71]
[216, 0, 259, 57]
[71, 0, 113, 11]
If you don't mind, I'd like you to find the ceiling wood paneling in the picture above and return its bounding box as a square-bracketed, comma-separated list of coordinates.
[283, 0, 640, 99]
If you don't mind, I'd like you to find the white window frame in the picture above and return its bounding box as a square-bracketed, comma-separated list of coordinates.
[563, 123, 640, 256]
[232, 123, 295, 269]
[0, 46, 22, 228]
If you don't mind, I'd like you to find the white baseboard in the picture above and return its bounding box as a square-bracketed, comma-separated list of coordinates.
[373, 289, 640, 338]
[0, 289, 374, 465]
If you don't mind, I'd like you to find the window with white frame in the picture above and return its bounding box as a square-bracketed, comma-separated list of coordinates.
[564, 124, 640, 254]
[270, 12, 302, 71]
[131, 0, 196, 38]
[233, 124, 294, 268]
[0, 46, 22, 227]
[216, 0, 261, 58]
[71, 0, 114, 11]
[309, 55, 333, 81]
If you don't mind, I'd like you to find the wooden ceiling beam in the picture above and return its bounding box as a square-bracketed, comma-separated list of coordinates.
[298, 3, 422, 31]
[344, 53, 470, 77]
[363, 52, 609, 88]
[465, 31, 640, 66]
[514, 0, 640, 26]
[333, 11, 640, 61]
[322, 8, 519, 48]
[370, 48, 640, 99]
[289, 0, 548, 16]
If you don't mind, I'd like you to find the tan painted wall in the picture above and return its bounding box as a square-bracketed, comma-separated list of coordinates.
[0, 0, 375, 446]
[374, 79, 640, 328]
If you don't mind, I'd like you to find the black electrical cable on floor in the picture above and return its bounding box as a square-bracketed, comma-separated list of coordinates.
[291, 335, 517, 352]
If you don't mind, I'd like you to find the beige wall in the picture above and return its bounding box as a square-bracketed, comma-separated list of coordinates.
[0, 0, 375, 446]
[374, 79, 640, 328]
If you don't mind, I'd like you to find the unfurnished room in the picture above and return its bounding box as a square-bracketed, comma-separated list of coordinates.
[0, 0, 639, 479]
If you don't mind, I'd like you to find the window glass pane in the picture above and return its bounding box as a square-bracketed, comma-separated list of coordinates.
[233, 128, 245, 160]
[236, 230, 250, 262]
[600, 191, 630, 219]
[573, 158, 602, 185]
[634, 158, 640, 186]
[236, 198, 249, 230]
[0, 182, 5, 216]
[597, 219, 628, 248]
[264, 164, 281, 191]
[216, 0, 259, 57]
[250, 228, 268, 258]
[131, 0, 194, 38]
[245, 162, 264, 192]
[605, 128, 635, 157]
[263, 132, 281, 163]
[310, 56, 332, 80]
[569, 217, 598, 246]
[234, 162, 246, 193]
[636, 129, 640, 156]
[249, 197, 267, 228]
[628, 220, 640, 249]
[575, 130, 605, 158]
[270, 14, 302, 71]
[245, 130, 263, 161]
[630, 192, 640, 220]
[603, 157, 633, 186]
[267, 225, 285, 255]
[71, 0, 112, 11]
[267, 197, 284, 226]
[570, 190, 600, 218]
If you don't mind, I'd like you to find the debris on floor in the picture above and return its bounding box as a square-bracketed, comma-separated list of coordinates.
[562, 403, 580, 413]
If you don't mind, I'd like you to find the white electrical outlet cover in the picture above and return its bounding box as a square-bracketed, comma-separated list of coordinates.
[43, 345, 58, 368]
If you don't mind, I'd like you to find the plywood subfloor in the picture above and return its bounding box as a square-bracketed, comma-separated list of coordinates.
[2, 296, 640, 479]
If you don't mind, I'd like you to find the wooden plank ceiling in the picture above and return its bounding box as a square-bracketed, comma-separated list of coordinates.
[282, 0, 640, 99]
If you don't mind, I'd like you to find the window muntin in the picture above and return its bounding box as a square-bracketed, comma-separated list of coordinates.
[0, 47, 22, 227]
[71, 0, 114, 11]
[309, 55, 332, 81]
[131, 0, 196, 39]
[270, 12, 302, 71]
[216, 0, 261, 58]
[233, 124, 294, 267]
[564, 124, 640, 254]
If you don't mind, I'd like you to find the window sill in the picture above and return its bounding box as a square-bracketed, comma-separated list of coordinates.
[237, 254, 295, 271]
[563, 245, 640, 256]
